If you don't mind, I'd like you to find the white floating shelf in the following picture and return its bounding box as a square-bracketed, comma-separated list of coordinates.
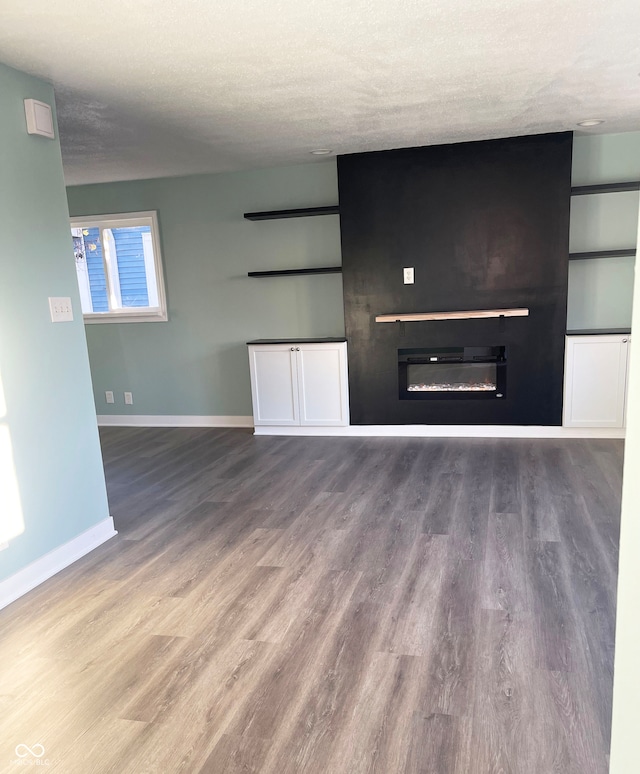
[375, 308, 530, 323]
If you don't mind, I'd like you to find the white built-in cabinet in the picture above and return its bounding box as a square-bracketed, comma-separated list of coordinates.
[248, 342, 349, 427]
[563, 335, 632, 428]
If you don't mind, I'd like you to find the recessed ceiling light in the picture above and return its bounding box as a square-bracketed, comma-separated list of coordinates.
[577, 119, 605, 127]
[310, 149, 333, 155]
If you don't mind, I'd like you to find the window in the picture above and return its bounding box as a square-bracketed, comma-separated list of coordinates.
[70, 211, 167, 323]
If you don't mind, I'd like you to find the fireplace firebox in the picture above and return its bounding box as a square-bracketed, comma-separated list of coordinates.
[398, 346, 506, 400]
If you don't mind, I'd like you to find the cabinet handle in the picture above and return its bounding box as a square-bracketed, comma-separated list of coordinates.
[622, 338, 628, 343]
[296, 347, 300, 351]
[290, 347, 295, 351]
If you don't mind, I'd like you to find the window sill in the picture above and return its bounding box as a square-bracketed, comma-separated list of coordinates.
[83, 310, 168, 324]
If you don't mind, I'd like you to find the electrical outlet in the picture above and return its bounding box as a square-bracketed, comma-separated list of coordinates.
[124, 392, 133, 405]
[403, 267, 414, 284]
[105, 391, 114, 404]
[48, 296, 73, 322]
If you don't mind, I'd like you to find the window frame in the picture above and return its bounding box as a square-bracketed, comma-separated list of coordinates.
[70, 210, 168, 324]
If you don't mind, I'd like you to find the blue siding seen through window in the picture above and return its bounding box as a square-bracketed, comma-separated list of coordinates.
[113, 226, 150, 307]
[83, 226, 150, 311]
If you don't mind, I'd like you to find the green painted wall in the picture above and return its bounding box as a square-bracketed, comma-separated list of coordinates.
[572, 132, 640, 186]
[569, 132, 640, 331]
[66, 164, 344, 417]
[0, 63, 110, 581]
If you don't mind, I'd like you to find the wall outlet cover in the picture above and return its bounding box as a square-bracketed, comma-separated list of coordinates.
[124, 392, 133, 405]
[105, 391, 114, 404]
[403, 267, 415, 284]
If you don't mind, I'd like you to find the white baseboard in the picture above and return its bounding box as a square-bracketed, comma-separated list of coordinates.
[95, 414, 625, 439]
[0, 518, 117, 611]
[97, 415, 254, 428]
[253, 424, 626, 439]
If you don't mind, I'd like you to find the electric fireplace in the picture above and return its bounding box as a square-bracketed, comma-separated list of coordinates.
[398, 346, 506, 400]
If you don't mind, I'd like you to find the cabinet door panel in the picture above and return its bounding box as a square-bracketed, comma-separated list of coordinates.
[249, 347, 299, 425]
[564, 336, 629, 427]
[297, 344, 348, 426]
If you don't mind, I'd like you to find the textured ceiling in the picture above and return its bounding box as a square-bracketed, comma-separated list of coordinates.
[1, 0, 639, 185]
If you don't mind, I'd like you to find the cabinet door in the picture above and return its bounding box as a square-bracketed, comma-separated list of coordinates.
[297, 343, 349, 426]
[563, 336, 629, 427]
[248, 345, 299, 425]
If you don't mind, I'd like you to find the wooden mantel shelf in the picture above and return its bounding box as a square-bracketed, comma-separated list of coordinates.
[375, 308, 530, 323]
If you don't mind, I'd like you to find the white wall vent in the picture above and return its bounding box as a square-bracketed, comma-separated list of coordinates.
[24, 98, 55, 139]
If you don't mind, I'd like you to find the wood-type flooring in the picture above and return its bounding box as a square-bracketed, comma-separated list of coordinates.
[0, 429, 624, 773]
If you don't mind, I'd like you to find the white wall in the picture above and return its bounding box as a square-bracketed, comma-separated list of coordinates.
[609, 186, 640, 773]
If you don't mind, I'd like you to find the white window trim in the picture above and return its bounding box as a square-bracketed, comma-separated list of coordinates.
[69, 210, 168, 324]
[102, 228, 123, 310]
[72, 227, 94, 313]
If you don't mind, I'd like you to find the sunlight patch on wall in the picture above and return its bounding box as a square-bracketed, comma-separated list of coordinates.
[0, 367, 24, 546]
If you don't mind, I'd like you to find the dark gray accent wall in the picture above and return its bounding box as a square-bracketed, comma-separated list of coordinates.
[338, 132, 573, 425]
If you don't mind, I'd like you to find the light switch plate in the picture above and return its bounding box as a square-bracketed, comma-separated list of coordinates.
[124, 392, 133, 405]
[105, 391, 115, 404]
[49, 297, 73, 322]
[403, 267, 415, 284]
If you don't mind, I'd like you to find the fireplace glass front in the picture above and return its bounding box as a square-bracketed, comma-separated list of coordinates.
[398, 346, 506, 400]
